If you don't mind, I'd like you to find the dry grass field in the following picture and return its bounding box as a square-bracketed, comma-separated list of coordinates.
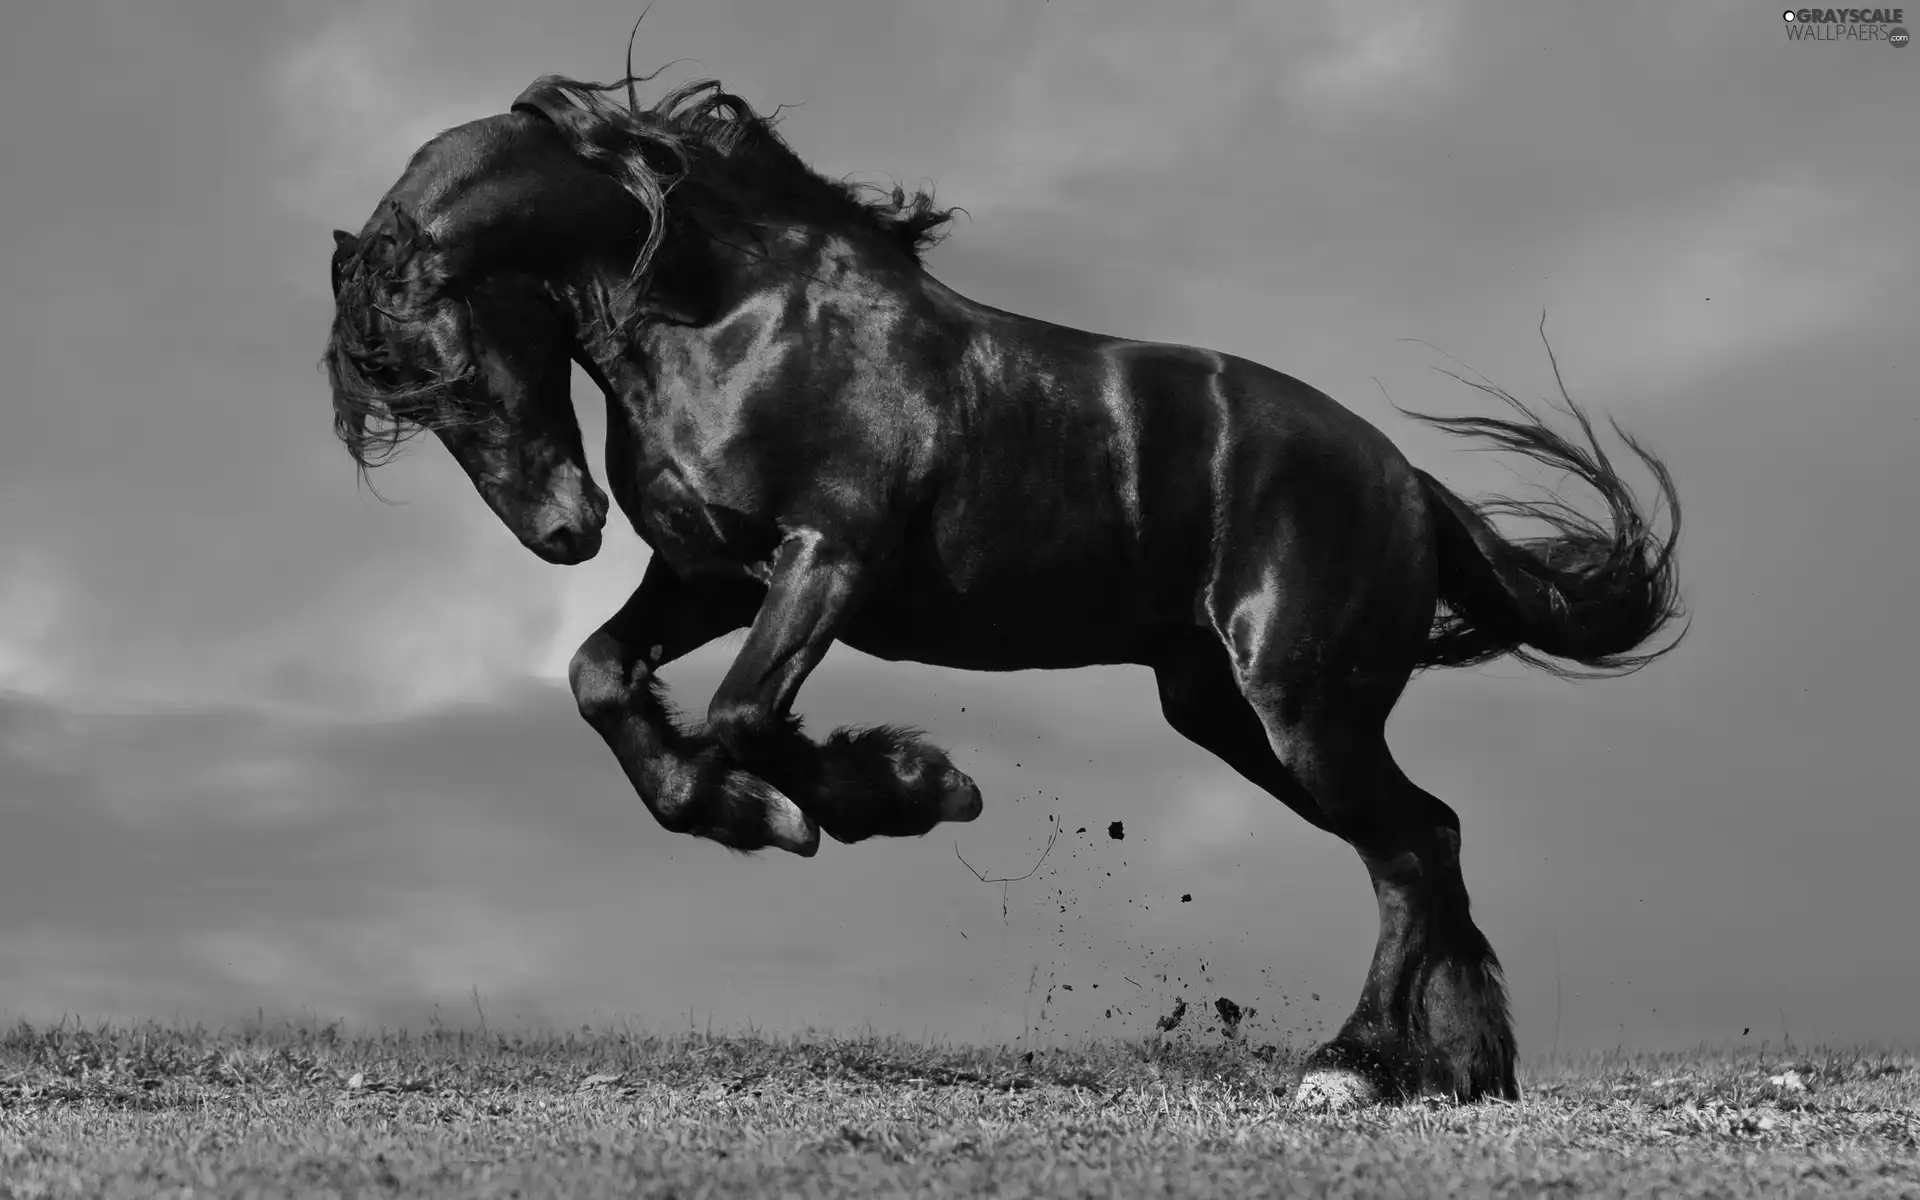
[1, 1021, 1915, 1198]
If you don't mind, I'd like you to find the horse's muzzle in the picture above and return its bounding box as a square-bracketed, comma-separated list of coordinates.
[519, 478, 609, 565]
[525, 520, 604, 565]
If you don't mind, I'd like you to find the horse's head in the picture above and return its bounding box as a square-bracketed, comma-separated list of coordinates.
[324, 110, 650, 565]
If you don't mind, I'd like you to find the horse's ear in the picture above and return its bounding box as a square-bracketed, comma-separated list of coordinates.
[510, 98, 556, 127]
[509, 81, 596, 146]
[330, 230, 359, 296]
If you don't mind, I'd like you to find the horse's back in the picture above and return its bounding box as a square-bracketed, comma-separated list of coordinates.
[846, 283, 1431, 668]
[924, 278, 1418, 506]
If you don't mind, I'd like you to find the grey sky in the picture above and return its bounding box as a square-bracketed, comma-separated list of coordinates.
[3, 0, 1914, 1051]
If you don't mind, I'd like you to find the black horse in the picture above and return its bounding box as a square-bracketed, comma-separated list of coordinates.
[325, 69, 1683, 1108]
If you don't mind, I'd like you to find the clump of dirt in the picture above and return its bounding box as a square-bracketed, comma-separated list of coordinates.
[1155, 999, 1188, 1032]
[1107, 821, 1125, 840]
[1181, 893, 1192, 903]
[1214, 997, 1248, 1036]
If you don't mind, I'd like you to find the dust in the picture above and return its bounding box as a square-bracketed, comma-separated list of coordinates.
[950, 751, 1328, 1054]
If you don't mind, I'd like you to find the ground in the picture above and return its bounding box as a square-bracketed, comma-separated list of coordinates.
[1, 1023, 1915, 1198]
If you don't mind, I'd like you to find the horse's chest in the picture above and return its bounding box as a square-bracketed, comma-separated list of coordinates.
[622, 466, 781, 583]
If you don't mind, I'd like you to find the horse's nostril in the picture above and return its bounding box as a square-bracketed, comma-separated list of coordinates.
[530, 520, 601, 564]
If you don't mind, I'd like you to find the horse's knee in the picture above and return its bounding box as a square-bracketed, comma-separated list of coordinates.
[569, 631, 638, 718]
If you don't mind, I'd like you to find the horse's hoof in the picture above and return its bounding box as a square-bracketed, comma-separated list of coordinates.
[748, 778, 820, 857]
[1291, 1068, 1380, 1112]
[937, 770, 983, 822]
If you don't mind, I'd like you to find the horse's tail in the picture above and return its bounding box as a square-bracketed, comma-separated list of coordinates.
[1406, 376, 1686, 679]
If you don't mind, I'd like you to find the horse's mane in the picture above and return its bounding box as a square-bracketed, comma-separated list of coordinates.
[516, 73, 958, 278]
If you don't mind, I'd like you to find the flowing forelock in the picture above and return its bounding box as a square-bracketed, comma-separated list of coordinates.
[324, 199, 494, 478]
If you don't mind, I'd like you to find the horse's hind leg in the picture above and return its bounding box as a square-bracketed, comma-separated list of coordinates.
[569, 556, 820, 855]
[1285, 729, 1520, 1107]
[1192, 540, 1518, 1106]
[1157, 632, 1514, 1105]
[1257, 676, 1518, 1105]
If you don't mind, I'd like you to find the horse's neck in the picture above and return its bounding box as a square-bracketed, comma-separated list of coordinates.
[581, 223, 918, 408]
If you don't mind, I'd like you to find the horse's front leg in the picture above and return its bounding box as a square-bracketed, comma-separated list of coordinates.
[569, 556, 820, 856]
[704, 531, 984, 844]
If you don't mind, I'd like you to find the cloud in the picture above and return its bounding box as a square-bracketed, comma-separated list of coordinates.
[1288, 0, 1462, 114]
[0, 686, 645, 1024]
[271, 2, 499, 252]
[926, 0, 1460, 219]
[0, 676, 1250, 1036]
[0, 4, 599, 720]
[1539, 174, 1915, 391]
[919, 0, 1468, 223]
[0, 552, 65, 696]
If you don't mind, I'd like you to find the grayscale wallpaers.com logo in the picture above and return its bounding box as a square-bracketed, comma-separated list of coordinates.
[1783, 8, 1910, 43]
